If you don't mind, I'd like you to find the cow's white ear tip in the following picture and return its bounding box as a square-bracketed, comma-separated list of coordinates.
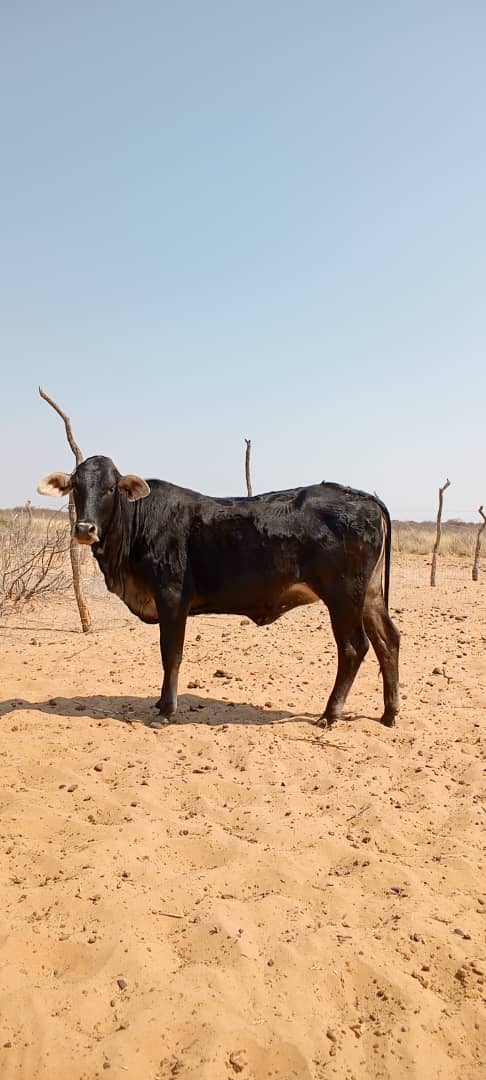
[119, 474, 150, 501]
[137, 479, 150, 499]
[37, 472, 72, 497]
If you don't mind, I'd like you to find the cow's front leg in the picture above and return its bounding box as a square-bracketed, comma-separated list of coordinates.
[153, 595, 188, 723]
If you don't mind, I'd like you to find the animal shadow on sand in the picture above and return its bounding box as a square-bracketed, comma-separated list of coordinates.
[0, 693, 378, 729]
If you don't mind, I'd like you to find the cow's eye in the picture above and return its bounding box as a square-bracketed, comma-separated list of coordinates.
[105, 486, 115, 495]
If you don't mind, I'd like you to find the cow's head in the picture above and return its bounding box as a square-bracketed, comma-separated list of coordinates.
[37, 455, 150, 545]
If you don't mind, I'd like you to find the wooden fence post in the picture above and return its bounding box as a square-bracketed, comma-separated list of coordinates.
[472, 505, 486, 582]
[430, 478, 451, 587]
[39, 387, 92, 632]
[244, 438, 252, 496]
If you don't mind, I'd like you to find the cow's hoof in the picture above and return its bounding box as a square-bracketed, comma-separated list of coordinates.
[316, 713, 338, 729]
[154, 698, 176, 721]
[380, 712, 397, 728]
[149, 718, 170, 730]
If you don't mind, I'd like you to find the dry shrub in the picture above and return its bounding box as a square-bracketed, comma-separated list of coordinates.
[393, 521, 477, 557]
[0, 506, 71, 615]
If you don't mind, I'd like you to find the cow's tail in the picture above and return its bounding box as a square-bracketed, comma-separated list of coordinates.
[379, 500, 392, 611]
[372, 494, 392, 610]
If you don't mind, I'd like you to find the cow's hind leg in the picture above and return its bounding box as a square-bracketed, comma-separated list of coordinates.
[363, 586, 400, 727]
[318, 601, 369, 726]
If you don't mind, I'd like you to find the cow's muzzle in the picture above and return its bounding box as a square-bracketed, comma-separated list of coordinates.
[73, 521, 99, 545]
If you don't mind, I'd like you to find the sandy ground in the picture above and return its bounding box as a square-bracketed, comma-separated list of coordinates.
[0, 554, 485, 1080]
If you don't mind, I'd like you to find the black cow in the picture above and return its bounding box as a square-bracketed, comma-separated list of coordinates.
[38, 456, 400, 728]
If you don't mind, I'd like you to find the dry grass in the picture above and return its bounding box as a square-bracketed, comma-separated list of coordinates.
[392, 520, 479, 557]
[0, 506, 68, 526]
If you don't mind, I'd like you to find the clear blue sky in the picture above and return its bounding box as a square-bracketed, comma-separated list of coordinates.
[1, 2, 485, 519]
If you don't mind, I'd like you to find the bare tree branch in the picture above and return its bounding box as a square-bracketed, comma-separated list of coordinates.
[39, 386, 83, 466]
[39, 387, 92, 632]
[472, 504, 486, 582]
[430, 478, 451, 587]
[244, 438, 252, 497]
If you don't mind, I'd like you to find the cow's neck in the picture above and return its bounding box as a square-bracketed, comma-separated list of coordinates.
[92, 498, 137, 591]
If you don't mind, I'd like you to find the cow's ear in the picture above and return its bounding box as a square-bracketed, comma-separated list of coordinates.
[37, 471, 73, 497]
[118, 474, 151, 501]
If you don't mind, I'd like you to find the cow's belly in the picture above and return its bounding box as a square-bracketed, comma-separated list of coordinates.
[189, 582, 320, 625]
[252, 583, 320, 624]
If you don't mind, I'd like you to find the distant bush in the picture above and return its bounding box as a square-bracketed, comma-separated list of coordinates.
[0, 506, 71, 614]
[392, 521, 477, 557]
